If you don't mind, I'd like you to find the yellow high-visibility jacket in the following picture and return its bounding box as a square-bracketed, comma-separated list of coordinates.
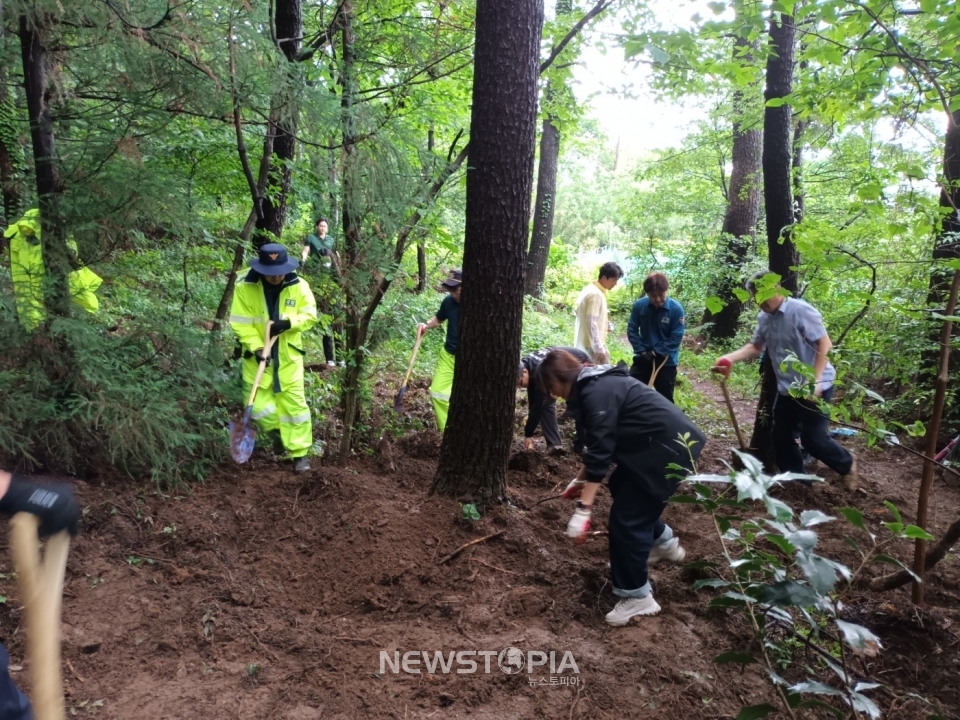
[229, 270, 318, 391]
[4, 209, 103, 330]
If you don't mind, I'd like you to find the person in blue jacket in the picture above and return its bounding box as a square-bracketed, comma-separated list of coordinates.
[626, 272, 685, 403]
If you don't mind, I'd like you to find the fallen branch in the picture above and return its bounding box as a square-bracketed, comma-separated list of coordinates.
[438, 530, 505, 565]
[870, 514, 960, 592]
[534, 493, 564, 506]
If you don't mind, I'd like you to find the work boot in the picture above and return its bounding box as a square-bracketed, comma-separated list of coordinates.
[294, 456, 311, 473]
[267, 429, 285, 456]
[841, 455, 859, 491]
[605, 595, 661, 626]
[648, 537, 686, 565]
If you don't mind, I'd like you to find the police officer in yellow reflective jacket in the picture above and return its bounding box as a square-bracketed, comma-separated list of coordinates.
[229, 243, 318, 472]
[3, 208, 102, 331]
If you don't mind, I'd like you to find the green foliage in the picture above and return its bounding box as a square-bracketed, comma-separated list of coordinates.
[678, 452, 934, 719]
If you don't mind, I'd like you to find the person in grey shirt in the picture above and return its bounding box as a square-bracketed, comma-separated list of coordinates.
[711, 272, 858, 490]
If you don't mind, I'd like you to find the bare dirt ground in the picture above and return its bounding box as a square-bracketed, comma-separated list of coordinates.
[1, 372, 959, 719]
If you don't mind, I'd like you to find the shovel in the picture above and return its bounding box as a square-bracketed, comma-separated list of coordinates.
[229, 321, 276, 463]
[393, 329, 424, 412]
[10, 514, 70, 720]
[649, 354, 669, 386]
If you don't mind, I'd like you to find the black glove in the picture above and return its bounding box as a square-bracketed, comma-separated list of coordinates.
[0, 475, 80, 537]
[254, 348, 271, 365]
[270, 319, 292, 337]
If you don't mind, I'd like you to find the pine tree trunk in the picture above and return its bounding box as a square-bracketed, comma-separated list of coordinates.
[254, 0, 302, 246]
[703, 31, 762, 341]
[431, 0, 544, 504]
[525, 115, 560, 298]
[0, 78, 22, 226]
[792, 117, 807, 224]
[752, 11, 797, 465]
[19, 13, 70, 316]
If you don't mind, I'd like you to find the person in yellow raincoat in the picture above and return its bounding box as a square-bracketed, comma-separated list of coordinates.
[229, 243, 318, 472]
[3, 209, 102, 330]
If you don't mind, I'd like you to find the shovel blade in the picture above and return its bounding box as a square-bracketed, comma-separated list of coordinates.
[393, 385, 407, 413]
[229, 407, 256, 464]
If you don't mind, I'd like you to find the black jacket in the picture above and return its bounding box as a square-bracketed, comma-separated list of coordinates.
[521, 347, 589, 438]
[567, 363, 705, 499]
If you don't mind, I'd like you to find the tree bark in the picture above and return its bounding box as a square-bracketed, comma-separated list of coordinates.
[19, 13, 70, 316]
[524, 0, 572, 299]
[792, 117, 807, 223]
[0, 78, 22, 226]
[525, 114, 560, 298]
[751, 11, 797, 465]
[254, 0, 302, 246]
[431, 0, 544, 503]
[703, 31, 762, 340]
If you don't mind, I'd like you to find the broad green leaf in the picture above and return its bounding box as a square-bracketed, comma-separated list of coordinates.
[884, 501, 903, 523]
[903, 525, 935, 541]
[765, 96, 790, 108]
[837, 507, 867, 533]
[705, 295, 725, 314]
[799, 510, 835, 528]
[873, 554, 920, 583]
[758, 580, 821, 607]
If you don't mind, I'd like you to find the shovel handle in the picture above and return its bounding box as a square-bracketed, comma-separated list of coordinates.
[720, 379, 748, 451]
[400, 330, 425, 389]
[243, 321, 277, 409]
[10, 514, 70, 720]
[649, 354, 669, 386]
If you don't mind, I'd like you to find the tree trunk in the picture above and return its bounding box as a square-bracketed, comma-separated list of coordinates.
[524, 0, 572, 299]
[19, 13, 69, 316]
[416, 127, 434, 294]
[338, 1, 362, 465]
[751, 11, 797, 465]
[431, 0, 543, 503]
[703, 32, 762, 341]
[524, 115, 560, 298]
[762, 12, 798, 295]
[254, 0, 302, 246]
[0, 78, 22, 227]
[792, 117, 807, 223]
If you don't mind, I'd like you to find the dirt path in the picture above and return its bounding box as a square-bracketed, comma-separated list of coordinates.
[0, 377, 957, 718]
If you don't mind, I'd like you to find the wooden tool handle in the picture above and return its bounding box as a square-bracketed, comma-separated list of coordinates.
[400, 331, 425, 388]
[649, 354, 669, 386]
[243, 322, 277, 408]
[10, 514, 69, 720]
[720, 379, 748, 451]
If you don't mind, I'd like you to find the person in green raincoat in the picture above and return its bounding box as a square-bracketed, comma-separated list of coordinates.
[3, 209, 102, 330]
[229, 243, 318, 472]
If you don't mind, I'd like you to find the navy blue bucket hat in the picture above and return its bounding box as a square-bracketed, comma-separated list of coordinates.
[250, 243, 298, 276]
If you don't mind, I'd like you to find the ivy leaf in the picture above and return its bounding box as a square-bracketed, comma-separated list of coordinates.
[735, 704, 777, 720]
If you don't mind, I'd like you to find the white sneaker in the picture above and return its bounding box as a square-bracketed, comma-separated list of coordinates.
[648, 537, 686, 565]
[605, 595, 661, 626]
[326, 360, 336, 367]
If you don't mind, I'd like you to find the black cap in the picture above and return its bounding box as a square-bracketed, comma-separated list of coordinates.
[250, 243, 298, 276]
[440, 269, 462, 289]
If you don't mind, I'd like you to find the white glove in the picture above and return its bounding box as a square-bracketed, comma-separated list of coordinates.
[566, 503, 592, 545]
[561, 478, 586, 500]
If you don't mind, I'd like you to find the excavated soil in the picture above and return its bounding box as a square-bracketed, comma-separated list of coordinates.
[0, 374, 959, 719]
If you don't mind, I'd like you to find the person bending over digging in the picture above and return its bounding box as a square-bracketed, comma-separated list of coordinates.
[417, 269, 462, 432]
[0, 469, 80, 719]
[711, 272, 858, 491]
[230, 243, 318, 472]
[517, 347, 590, 453]
[538, 350, 705, 626]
